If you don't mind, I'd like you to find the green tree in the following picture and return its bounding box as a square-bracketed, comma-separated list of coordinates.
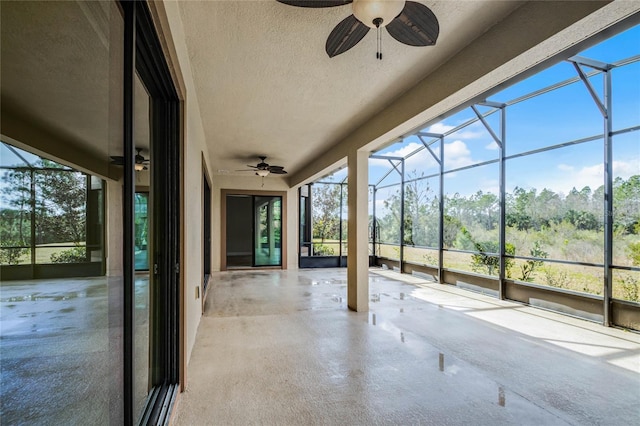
[614, 175, 640, 234]
[311, 182, 342, 252]
[0, 168, 31, 245]
[35, 165, 87, 245]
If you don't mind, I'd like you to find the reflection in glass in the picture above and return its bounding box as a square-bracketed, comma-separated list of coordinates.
[133, 72, 152, 420]
[0, 1, 124, 422]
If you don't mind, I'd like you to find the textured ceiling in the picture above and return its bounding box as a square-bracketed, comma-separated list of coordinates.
[178, 0, 524, 178]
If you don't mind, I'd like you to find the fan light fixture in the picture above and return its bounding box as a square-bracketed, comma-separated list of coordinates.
[277, 0, 439, 60]
[353, 0, 405, 28]
[134, 163, 145, 171]
[256, 169, 270, 177]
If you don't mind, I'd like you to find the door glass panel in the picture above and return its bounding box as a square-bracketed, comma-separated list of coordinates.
[226, 195, 253, 268]
[135, 193, 149, 271]
[254, 196, 282, 267]
[133, 73, 152, 421]
[0, 1, 124, 423]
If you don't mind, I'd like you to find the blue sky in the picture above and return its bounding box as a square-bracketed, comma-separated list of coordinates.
[365, 24, 640, 204]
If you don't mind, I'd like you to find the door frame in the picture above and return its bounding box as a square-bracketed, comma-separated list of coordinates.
[123, 1, 181, 424]
[202, 154, 212, 310]
[220, 189, 287, 271]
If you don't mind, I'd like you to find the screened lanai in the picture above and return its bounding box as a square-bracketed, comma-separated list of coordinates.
[0, 142, 105, 279]
[301, 24, 640, 331]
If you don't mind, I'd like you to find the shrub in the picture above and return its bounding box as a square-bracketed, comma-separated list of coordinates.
[519, 241, 548, 282]
[312, 245, 334, 256]
[0, 242, 28, 265]
[619, 274, 639, 302]
[471, 241, 515, 277]
[50, 246, 86, 263]
[627, 242, 640, 266]
[544, 267, 572, 289]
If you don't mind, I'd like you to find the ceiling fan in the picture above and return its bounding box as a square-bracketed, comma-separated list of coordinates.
[237, 156, 288, 177]
[110, 147, 149, 171]
[276, 0, 439, 59]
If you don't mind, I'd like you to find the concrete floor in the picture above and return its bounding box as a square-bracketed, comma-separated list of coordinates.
[174, 268, 640, 425]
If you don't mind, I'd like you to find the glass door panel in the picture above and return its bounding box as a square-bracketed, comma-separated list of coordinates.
[0, 1, 125, 423]
[254, 196, 282, 267]
[133, 73, 152, 421]
[134, 193, 149, 271]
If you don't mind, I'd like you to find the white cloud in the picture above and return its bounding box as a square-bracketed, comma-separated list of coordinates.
[533, 159, 639, 194]
[374, 142, 422, 161]
[370, 142, 439, 176]
[427, 122, 454, 134]
[612, 160, 639, 177]
[557, 164, 574, 172]
[444, 140, 473, 169]
[427, 122, 484, 140]
[485, 142, 499, 151]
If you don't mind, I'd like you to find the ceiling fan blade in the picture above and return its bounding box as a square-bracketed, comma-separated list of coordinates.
[269, 169, 288, 175]
[277, 0, 352, 8]
[386, 1, 439, 47]
[326, 14, 369, 58]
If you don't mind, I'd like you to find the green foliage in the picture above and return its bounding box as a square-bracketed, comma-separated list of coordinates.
[50, 246, 86, 263]
[627, 242, 640, 266]
[519, 241, 548, 282]
[543, 267, 572, 289]
[563, 209, 601, 231]
[613, 175, 640, 234]
[1, 153, 88, 254]
[454, 226, 475, 251]
[311, 183, 343, 244]
[312, 244, 335, 256]
[0, 241, 28, 265]
[442, 215, 461, 248]
[422, 252, 437, 266]
[619, 274, 639, 302]
[470, 241, 515, 277]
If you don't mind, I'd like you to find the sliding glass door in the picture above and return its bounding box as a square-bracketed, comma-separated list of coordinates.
[254, 196, 282, 267]
[0, 1, 125, 423]
[1, 2, 181, 424]
[225, 194, 282, 268]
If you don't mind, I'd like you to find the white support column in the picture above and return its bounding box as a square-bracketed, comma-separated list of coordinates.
[347, 149, 369, 312]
